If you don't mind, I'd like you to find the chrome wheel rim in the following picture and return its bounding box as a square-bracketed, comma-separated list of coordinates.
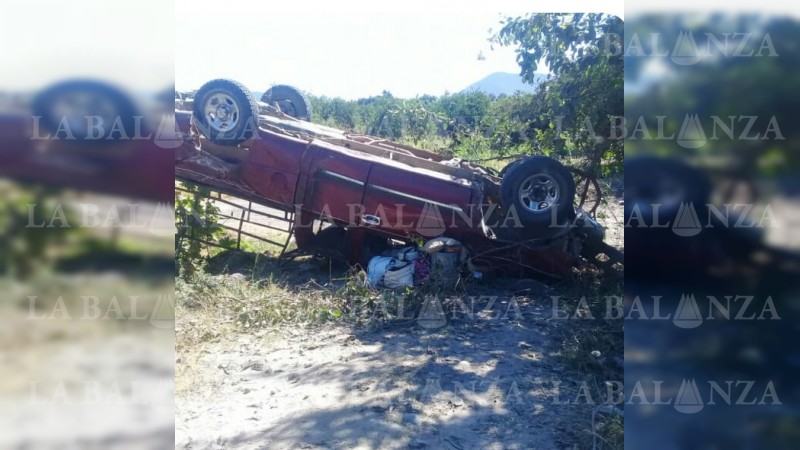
[203, 91, 240, 133]
[52, 91, 117, 137]
[270, 98, 295, 116]
[518, 173, 560, 213]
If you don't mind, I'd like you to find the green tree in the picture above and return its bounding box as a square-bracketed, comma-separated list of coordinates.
[492, 13, 624, 174]
[175, 183, 223, 278]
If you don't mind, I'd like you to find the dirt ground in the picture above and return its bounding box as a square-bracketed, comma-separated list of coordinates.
[175, 200, 624, 450]
[1, 273, 175, 450]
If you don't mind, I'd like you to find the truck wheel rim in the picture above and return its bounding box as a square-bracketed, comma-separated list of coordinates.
[518, 173, 559, 213]
[52, 91, 117, 138]
[203, 91, 240, 133]
[278, 100, 296, 116]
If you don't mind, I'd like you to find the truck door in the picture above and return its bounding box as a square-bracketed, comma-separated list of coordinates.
[240, 131, 308, 207]
[299, 141, 372, 226]
[360, 163, 475, 240]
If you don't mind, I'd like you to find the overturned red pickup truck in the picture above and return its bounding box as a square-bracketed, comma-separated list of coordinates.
[175, 79, 621, 277]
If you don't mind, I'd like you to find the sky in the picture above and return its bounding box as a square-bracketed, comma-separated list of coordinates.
[15, 1, 797, 99]
[2, 1, 173, 92]
[175, 8, 527, 99]
[2, 0, 628, 96]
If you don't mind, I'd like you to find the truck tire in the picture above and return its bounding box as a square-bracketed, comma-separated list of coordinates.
[261, 85, 312, 121]
[192, 79, 259, 146]
[624, 156, 711, 227]
[500, 156, 576, 229]
[32, 79, 138, 143]
[499, 159, 523, 177]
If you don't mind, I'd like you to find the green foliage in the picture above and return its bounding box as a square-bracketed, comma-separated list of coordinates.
[174, 183, 223, 278]
[0, 183, 77, 279]
[309, 90, 546, 161]
[492, 13, 622, 77]
[625, 16, 800, 177]
[307, 15, 623, 174]
[492, 13, 624, 175]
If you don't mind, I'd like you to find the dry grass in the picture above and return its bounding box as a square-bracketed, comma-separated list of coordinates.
[549, 274, 624, 450]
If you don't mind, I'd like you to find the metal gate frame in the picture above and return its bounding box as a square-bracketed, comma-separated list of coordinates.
[175, 183, 296, 257]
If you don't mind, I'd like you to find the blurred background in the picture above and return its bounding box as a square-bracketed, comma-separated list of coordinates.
[624, 13, 800, 449]
[0, 1, 175, 448]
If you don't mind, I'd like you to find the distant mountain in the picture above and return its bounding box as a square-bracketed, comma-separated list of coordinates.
[461, 72, 547, 96]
